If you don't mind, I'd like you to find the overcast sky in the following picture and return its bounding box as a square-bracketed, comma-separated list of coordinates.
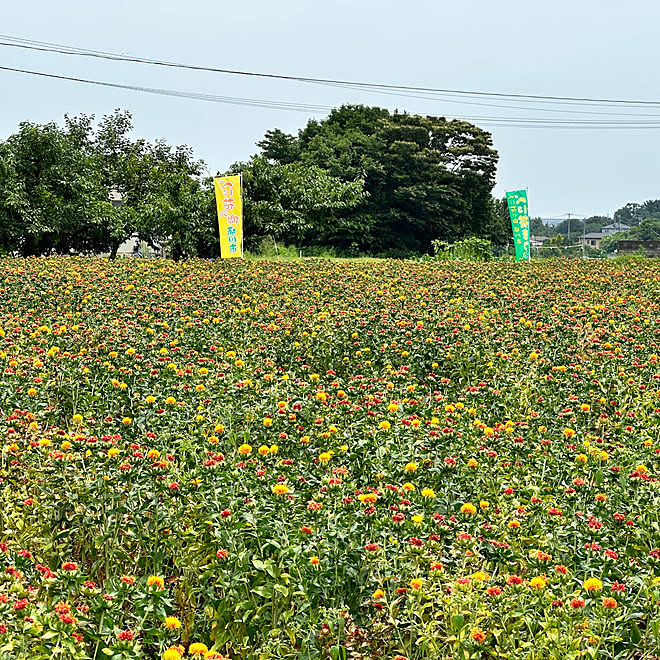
[2, 0, 660, 219]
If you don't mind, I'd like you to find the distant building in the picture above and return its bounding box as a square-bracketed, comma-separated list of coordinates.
[109, 189, 124, 208]
[617, 240, 660, 257]
[579, 232, 605, 249]
[107, 189, 166, 257]
[531, 235, 550, 248]
[601, 223, 631, 236]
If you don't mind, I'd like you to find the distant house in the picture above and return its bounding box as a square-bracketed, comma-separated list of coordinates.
[531, 235, 550, 248]
[106, 190, 166, 257]
[109, 189, 124, 208]
[601, 223, 631, 236]
[579, 232, 604, 249]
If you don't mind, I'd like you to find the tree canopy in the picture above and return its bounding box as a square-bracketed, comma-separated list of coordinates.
[254, 105, 502, 255]
[1, 105, 507, 258]
[0, 110, 208, 258]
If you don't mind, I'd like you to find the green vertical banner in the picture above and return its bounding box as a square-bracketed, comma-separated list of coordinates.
[506, 190, 530, 262]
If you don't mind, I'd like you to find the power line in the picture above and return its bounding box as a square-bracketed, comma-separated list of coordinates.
[3, 63, 660, 129]
[0, 65, 330, 113]
[3, 33, 660, 109]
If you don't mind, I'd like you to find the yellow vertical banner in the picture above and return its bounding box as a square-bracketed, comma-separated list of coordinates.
[214, 175, 243, 258]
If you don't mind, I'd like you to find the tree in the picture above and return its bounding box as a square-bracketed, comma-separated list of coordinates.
[257, 105, 499, 255]
[0, 110, 210, 259]
[0, 121, 110, 256]
[232, 155, 364, 250]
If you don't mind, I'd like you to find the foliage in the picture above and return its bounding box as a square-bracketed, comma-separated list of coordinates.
[258, 105, 500, 253]
[230, 156, 364, 251]
[1, 258, 660, 659]
[430, 237, 492, 261]
[0, 111, 208, 259]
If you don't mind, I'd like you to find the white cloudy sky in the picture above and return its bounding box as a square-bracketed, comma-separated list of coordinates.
[2, 0, 660, 218]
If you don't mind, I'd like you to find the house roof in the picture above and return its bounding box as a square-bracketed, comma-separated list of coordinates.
[602, 223, 630, 230]
[583, 233, 604, 239]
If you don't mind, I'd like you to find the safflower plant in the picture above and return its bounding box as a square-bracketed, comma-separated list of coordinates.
[0, 257, 659, 658]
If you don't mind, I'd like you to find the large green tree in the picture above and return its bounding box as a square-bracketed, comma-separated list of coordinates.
[258, 105, 499, 255]
[0, 110, 209, 258]
[0, 121, 110, 256]
[229, 155, 364, 251]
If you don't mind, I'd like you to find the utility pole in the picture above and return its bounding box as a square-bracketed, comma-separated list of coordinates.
[567, 213, 572, 247]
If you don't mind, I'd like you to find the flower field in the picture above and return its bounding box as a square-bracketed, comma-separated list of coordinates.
[2, 257, 660, 660]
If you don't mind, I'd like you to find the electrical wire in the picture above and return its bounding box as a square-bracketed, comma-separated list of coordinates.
[3, 33, 660, 109]
[3, 62, 660, 129]
[0, 65, 331, 113]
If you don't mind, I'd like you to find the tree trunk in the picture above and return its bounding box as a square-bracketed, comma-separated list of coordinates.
[109, 242, 120, 260]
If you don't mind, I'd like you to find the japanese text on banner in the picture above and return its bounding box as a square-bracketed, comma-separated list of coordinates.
[214, 175, 243, 259]
[505, 190, 530, 262]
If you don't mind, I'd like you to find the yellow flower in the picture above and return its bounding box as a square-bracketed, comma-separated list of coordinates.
[471, 571, 490, 582]
[508, 520, 521, 529]
[402, 482, 415, 492]
[387, 403, 399, 413]
[529, 352, 539, 360]
[270, 444, 279, 454]
[583, 577, 603, 592]
[411, 514, 424, 524]
[410, 578, 423, 590]
[576, 454, 588, 463]
[319, 451, 333, 463]
[72, 414, 83, 425]
[258, 445, 270, 456]
[272, 484, 289, 495]
[263, 417, 273, 427]
[460, 503, 477, 515]
[146, 395, 156, 404]
[378, 420, 391, 430]
[421, 488, 436, 498]
[164, 616, 181, 629]
[166, 396, 177, 405]
[238, 444, 252, 455]
[372, 589, 385, 599]
[188, 644, 209, 656]
[163, 649, 182, 660]
[467, 458, 478, 468]
[147, 576, 165, 588]
[108, 448, 120, 458]
[479, 500, 489, 509]
[405, 462, 417, 472]
[529, 575, 547, 589]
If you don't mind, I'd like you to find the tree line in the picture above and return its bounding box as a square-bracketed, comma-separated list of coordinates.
[0, 105, 510, 258]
